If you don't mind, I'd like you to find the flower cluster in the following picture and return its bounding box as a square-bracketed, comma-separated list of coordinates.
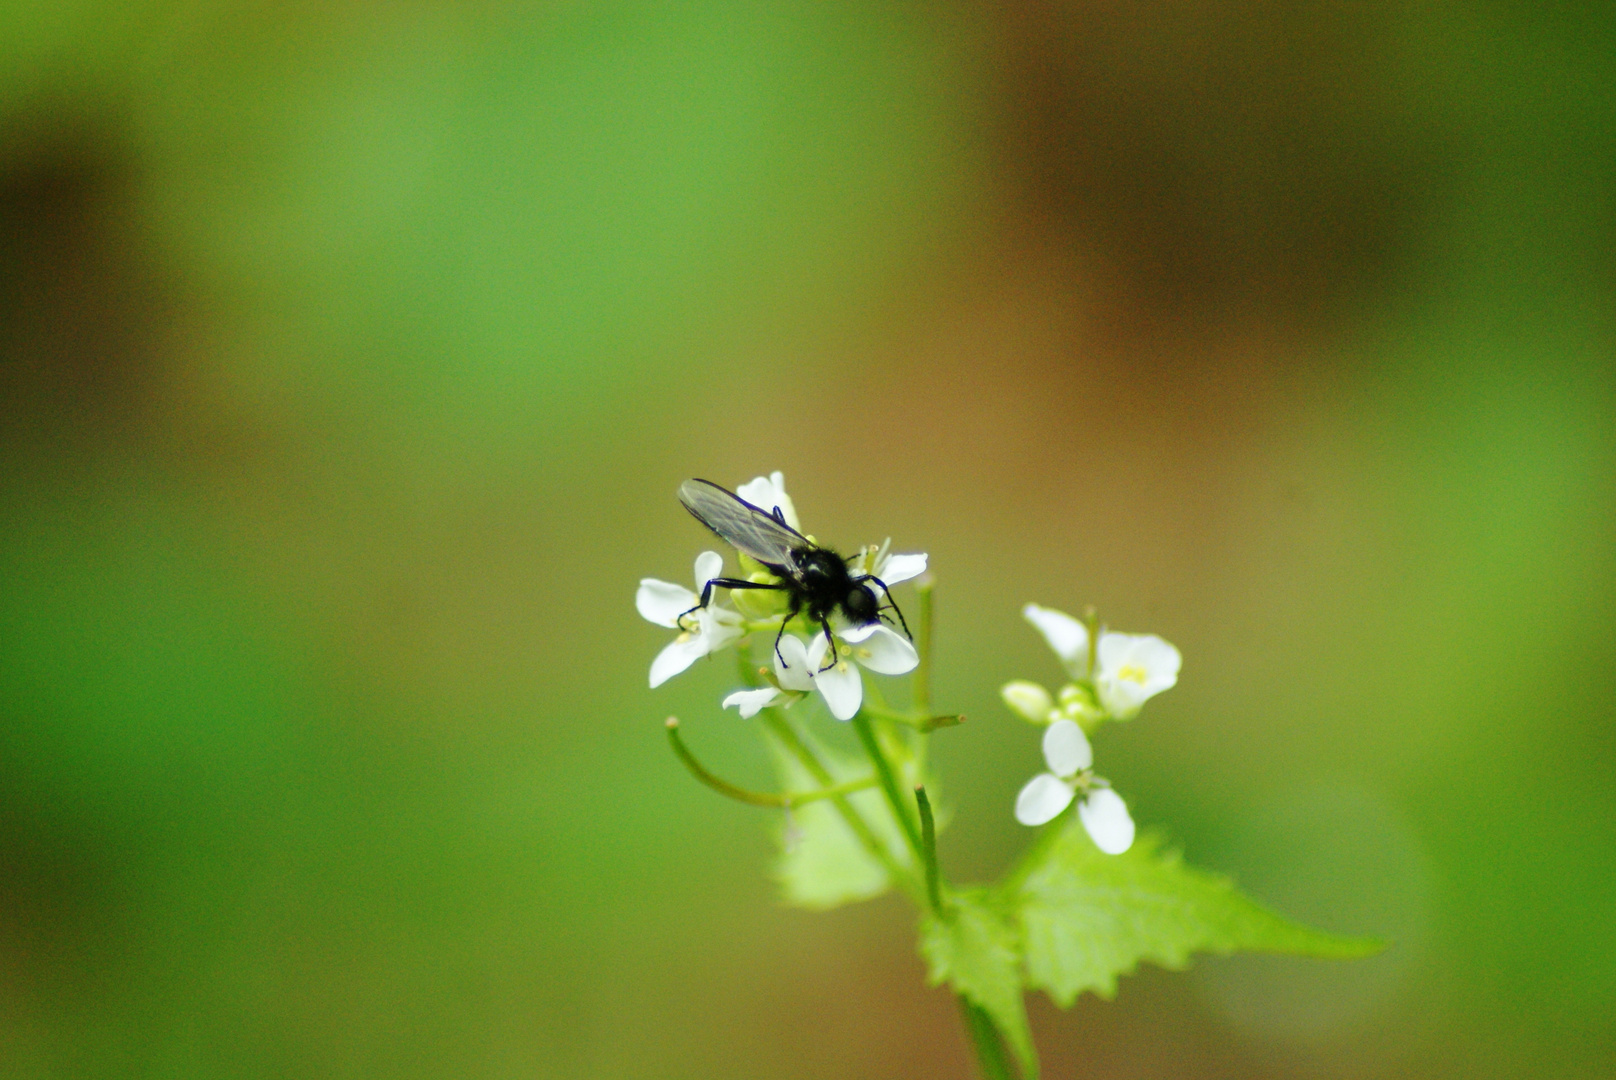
[636, 472, 926, 721]
[1004, 604, 1181, 854]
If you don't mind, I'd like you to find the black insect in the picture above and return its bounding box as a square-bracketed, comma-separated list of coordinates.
[676, 478, 911, 669]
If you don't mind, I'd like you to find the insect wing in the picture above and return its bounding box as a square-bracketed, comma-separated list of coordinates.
[678, 479, 805, 570]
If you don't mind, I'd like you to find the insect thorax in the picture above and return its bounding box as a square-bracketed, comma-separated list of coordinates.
[792, 546, 877, 625]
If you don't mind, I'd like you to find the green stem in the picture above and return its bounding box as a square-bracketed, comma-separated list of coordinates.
[665, 718, 877, 808]
[851, 713, 925, 865]
[915, 579, 934, 714]
[959, 998, 1016, 1080]
[760, 710, 917, 898]
[915, 785, 943, 915]
[1083, 604, 1098, 680]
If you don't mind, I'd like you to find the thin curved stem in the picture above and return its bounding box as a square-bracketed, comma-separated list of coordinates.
[664, 718, 878, 808]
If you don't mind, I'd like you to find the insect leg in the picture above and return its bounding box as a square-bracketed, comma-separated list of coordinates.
[676, 577, 787, 631]
[859, 575, 912, 640]
[816, 616, 840, 673]
[773, 598, 803, 669]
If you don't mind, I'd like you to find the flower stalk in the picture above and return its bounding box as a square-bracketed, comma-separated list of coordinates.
[664, 717, 878, 808]
[916, 785, 943, 916]
[635, 472, 1291, 1080]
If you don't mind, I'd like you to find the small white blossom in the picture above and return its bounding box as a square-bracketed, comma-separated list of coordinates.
[848, 537, 928, 590]
[1022, 603, 1181, 721]
[734, 471, 800, 531]
[723, 625, 918, 722]
[1094, 632, 1181, 720]
[720, 634, 816, 718]
[636, 551, 745, 688]
[1013, 718, 1135, 854]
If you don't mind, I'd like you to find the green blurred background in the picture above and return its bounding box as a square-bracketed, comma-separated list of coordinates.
[2, 2, 1612, 1077]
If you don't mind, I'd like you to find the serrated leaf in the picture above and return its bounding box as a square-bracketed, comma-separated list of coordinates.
[919, 890, 1038, 1080]
[1012, 822, 1384, 1006]
[767, 728, 909, 909]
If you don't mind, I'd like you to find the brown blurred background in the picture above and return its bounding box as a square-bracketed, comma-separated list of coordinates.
[3, 2, 1613, 1077]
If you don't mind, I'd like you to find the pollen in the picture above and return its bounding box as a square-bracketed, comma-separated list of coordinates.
[1118, 664, 1148, 685]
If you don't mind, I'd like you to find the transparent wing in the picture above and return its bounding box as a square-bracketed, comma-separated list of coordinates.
[678, 479, 807, 570]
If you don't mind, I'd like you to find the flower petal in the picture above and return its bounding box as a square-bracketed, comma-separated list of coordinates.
[695, 609, 745, 653]
[1095, 632, 1182, 719]
[813, 659, 863, 721]
[649, 634, 707, 688]
[637, 579, 697, 628]
[1078, 787, 1135, 854]
[1015, 773, 1076, 826]
[843, 624, 918, 675]
[735, 472, 800, 531]
[877, 552, 928, 586]
[692, 550, 725, 593]
[1042, 719, 1093, 777]
[1022, 603, 1090, 676]
[722, 687, 784, 718]
[773, 634, 815, 691]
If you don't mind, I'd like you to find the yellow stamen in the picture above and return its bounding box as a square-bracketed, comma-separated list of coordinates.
[1118, 664, 1148, 685]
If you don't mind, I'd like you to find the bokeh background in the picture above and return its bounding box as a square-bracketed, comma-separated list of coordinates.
[3, 2, 1613, 1077]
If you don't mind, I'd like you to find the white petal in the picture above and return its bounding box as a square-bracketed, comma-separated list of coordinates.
[1095, 678, 1146, 720]
[722, 687, 784, 719]
[1022, 604, 1090, 675]
[1079, 788, 1135, 854]
[735, 472, 800, 531]
[838, 622, 882, 643]
[695, 608, 745, 653]
[876, 552, 927, 586]
[1042, 719, 1093, 777]
[773, 634, 815, 691]
[649, 634, 707, 688]
[1015, 773, 1076, 826]
[637, 579, 698, 628]
[692, 550, 725, 592]
[1095, 632, 1181, 719]
[847, 625, 919, 675]
[813, 659, 863, 721]
[1001, 680, 1056, 724]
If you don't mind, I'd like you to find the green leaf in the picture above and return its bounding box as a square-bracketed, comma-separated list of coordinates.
[1011, 821, 1384, 1006]
[766, 731, 909, 909]
[919, 890, 1038, 1080]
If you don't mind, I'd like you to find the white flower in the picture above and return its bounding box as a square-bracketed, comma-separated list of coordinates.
[720, 634, 815, 718]
[849, 537, 928, 590]
[734, 471, 800, 531]
[1022, 603, 1181, 721]
[1013, 718, 1135, 854]
[636, 551, 745, 688]
[1094, 632, 1181, 720]
[723, 624, 918, 722]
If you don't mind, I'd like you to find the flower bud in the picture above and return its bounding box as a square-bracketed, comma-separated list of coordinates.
[729, 569, 789, 620]
[1057, 683, 1105, 730]
[1001, 680, 1056, 724]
